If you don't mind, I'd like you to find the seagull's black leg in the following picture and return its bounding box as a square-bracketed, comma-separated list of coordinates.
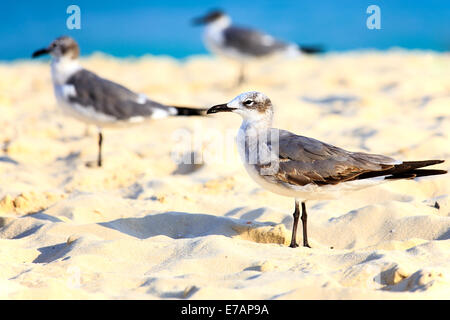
[289, 199, 300, 248]
[97, 130, 103, 167]
[301, 202, 311, 248]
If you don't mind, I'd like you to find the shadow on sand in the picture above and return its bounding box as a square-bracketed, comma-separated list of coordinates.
[98, 211, 287, 244]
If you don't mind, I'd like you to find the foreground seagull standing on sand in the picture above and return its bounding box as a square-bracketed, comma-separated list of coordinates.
[207, 92, 447, 248]
[32, 36, 205, 167]
[193, 9, 322, 85]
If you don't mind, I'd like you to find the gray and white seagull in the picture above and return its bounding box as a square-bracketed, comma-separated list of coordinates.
[32, 36, 205, 167]
[193, 9, 322, 85]
[207, 92, 447, 248]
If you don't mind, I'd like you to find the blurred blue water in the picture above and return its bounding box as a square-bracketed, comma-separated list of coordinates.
[1, 0, 448, 61]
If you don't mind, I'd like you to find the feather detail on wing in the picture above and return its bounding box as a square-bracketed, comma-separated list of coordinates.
[223, 26, 289, 56]
[257, 129, 445, 187]
[65, 69, 174, 120]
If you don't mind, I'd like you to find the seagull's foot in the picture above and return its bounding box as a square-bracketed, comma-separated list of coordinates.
[85, 161, 102, 168]
[289, 242, 311, 248]
[289, 242, 299, 248]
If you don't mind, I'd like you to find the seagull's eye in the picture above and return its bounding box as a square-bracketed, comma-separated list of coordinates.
[244, 100, 254, 106]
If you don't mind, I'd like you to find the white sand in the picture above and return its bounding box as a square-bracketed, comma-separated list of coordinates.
[0, 51, 449, 299]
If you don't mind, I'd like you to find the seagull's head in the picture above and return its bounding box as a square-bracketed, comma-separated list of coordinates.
[32, 36, 80, 60]
[207, 91, 274, 123]
[192, 9, 231, 28]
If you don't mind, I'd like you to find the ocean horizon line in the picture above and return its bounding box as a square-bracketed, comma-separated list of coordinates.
[2, 47, 447, 64]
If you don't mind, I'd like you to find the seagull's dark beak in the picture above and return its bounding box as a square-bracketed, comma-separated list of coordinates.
[191, 15, 207, 26]
[207, 104, 236, 114]
[32, 47, 51, 58]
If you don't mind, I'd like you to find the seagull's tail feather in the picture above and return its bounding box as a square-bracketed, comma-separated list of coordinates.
[385, 169, 447, 180]
[172, 106, 208, 116]
[357, 159, 447, 180]
[392, 160, 445, 172]
[386, 160, 447, 180]
[298, 45, 324, 54]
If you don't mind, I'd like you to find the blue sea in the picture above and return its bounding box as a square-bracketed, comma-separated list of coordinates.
[1, 0, 448, 61]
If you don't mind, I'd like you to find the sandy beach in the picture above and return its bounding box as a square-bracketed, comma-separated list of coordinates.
[0, 51, 449, 299]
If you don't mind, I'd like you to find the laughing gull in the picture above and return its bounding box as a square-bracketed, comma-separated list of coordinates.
[207, 92, 447, 248]
[32, 36, 205, 167]
[193, 9, 322, 85]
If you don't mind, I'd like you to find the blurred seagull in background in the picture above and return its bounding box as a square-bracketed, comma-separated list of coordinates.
[193, 9, 322, 85]
[207, 91, 447, 248]
[32, 36, 206, 167]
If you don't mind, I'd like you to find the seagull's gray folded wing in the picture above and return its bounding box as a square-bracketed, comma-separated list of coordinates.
[223, 26, 289, 56]
[66, 70, 172, 120]
[265, 129, 398, 186]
